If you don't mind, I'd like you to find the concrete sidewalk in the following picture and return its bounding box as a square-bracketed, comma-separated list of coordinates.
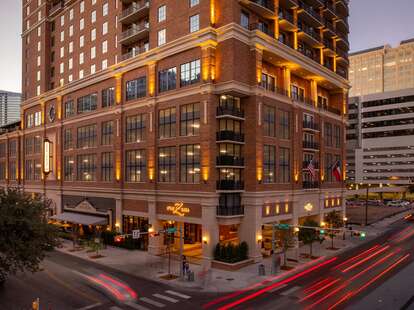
[55, 208, 413, 293]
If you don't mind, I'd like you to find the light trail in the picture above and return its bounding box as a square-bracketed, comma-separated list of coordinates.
[395, 229, 414, 243]
[304, 282, 348, 310]
[303, 277, 334, 294]
[85, 275, 125, 301]
[99, 274, 137, 300]
[330, 244, 380, 271]
[389, 226, 413, 240]
[300, 278, 341, 302]
[341, 245, 390, 273]
[348, 251, 398, 282]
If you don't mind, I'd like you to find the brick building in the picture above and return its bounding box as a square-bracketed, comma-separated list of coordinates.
[3, 0, 349, 264]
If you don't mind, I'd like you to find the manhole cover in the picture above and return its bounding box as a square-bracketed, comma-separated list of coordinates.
[226, 278, 234, 281]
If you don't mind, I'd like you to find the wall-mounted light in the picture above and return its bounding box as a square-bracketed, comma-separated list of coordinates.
[257, 235, 263, 244]
[320, 221, 326, 227]
[294, 227, 300, 233]
[203, 236, 208, 245]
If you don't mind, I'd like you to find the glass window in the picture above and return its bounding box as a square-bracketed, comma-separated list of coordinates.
[101, 120, 113, 145]
[334, 125, 341, 148]
[158, 146, 176, 183]
[64, 129, 72, 150]
[64, 156, 74, 181]
[126, 114, 146, 143]
[126, 77, 146, 101]
[65, 100, 75, 118]
[325, 122, 333, 147]
[126, 150, 146, 182]
[180, 144, 200, 183]
[0, 143, 5, 158]
[77, 154, 97, 181]
[190, 0, 199, 7]
[34, 160, 41, 180]
[25, 137, 33, 155]
[159, 108, 176, 139]
[189, 14, 200, 33]
[158, 5, 166, 22]
[102, 87, 115, 107]
[263, 145, 276, 183]
[241, 11, 249, 29]
[180, 103, 200, 136]
[77, 124, 97, 148]
[279, 147, 290, 183]
[263, 105, 276, 137]
[8, 161, 16, 181]
[25, 160, 34, 181]
[9, 140, 17, 157]
[77, 93, 98, 114]
[34, 136, 41, 154]
[101, 152, 113, 182]
[180, 59, 201, 87]
[0, 162, 5, 180]
[291, 84, 305, 101]
[325, 153, 333, 182]
[261, 73, 276, 91]
[159, 67, 176, 92]
[279, 110, 290, 139]
[158, 29, 166, 46]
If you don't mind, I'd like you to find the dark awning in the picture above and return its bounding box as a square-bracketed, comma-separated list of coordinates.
[51, 212, 108, 225]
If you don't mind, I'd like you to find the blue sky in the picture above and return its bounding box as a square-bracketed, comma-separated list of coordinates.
[0, 0, 413, 93]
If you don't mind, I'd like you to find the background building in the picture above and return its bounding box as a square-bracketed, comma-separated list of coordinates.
[0, 90, 21, 126]
[4, 0, 349, 265]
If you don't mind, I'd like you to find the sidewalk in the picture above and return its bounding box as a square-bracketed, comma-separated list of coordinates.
[55, 208, 414, 293]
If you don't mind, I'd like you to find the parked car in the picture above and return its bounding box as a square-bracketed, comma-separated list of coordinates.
[387, 201, 401, 207]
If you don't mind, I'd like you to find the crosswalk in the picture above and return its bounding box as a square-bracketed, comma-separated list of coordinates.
[109, 290, 192, 310]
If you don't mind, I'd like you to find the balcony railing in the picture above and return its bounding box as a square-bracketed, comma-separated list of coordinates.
[324, 0, 336, 13]
[336, 67, 348, 79]
[250, 0, 276, 12]
[120, 23, 149, 42]
[278, 36, 294, 48]
[279, 9, 295, 25]
[303, 161, 320, 169]
[216, 156, 245, 167]
[298, 46, 320, 63]
[303, 121, 319, 131]
[120, 1, 149, 21]
[217, 180, 244, 191]
[292, 94, 315, 106]
[216, 131, 245, 143]
[324, 38, 334, 50]
[217, 205, 245, 217]
[298, 22, 321, 42]
[299, 1, 323, 23]
[303, 181, 320, 189]
[303, 141, 320, 150]
[121, 46, 147, 61]
[325, 20, 335, 32]
[217, 106, 245, 118]
[249, 23, 275, 38]
[321, 105, 342, 116]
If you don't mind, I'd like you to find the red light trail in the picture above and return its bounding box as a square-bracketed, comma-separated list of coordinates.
[341, 245, 390, 273]
[300, 278, 341, 302]
[331, 244, 380, 271]
[99, 274, 138, 300]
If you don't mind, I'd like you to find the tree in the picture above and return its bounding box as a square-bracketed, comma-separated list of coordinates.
[325, 211, 343, 250]
[0, 188, 59, 281]
[278, 228, 295, 267]
[299, 219, 323, 258]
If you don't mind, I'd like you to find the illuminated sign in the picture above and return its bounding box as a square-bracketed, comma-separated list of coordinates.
[304, 203, 313, 212]
[43, 139, 52, 174]
[166, 202, 190, 217]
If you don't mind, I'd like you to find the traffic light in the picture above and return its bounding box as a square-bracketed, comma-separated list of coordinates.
[319, 229, 325, 235]
[360, 232, 366, 238]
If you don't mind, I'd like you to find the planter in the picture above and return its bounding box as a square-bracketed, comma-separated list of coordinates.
[212, 259, 254, 271]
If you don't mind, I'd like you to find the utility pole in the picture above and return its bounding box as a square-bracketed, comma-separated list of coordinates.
[365, 185, 369, 226]
[179, 226, 184, 280]
[271, 224, 276, 275]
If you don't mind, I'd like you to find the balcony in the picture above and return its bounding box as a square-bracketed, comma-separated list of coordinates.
[323, 0, 337, 18]
[336, 47, 349, 63]
[217, 180, 244, 191]
[303, 181, 320, 189]
[298, 22, 322, 47]
[121, 46, 147, 61]
[298, 1, 324, 26]
[217, 205, 245, 217]
[292, 94, 315, 107]
[335, 0, 349, 17]
[279, 9, 297, 31]
[217, 106, 245, 119]
[336, 17, 349, 33]
[336, 31, 350, 48]
[321, 105, 342, 116]
[303, 161, 320, 169]
[216, 131, 245, 143]
[303, 141, 320, 150]
[298, 46, 320, 63]
[336, 67, 348, 79]
[49, 1, 64, 17]
[119, 1, 150, 24]
[217, 156, 245, 167]
[250, 23, 275, 38]
[279, 0, 299, 9]
[278, 36, 294, 49]
[239, 0, 276, 19]
[303, 121, 319, 131]
[119, 23, 149, 46]
[323, 38, 335, 56]
[324, 20, 336, 37]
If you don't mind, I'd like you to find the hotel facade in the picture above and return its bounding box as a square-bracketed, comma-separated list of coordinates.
[4, 0, 349, 264]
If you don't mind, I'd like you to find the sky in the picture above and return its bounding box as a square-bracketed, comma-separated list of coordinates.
[0, 0, 414, 93]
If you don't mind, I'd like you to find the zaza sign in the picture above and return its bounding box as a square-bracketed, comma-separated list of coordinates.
[166, 202, 190, 217]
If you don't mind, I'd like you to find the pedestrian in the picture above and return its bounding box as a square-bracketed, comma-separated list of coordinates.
[185, 261, 190, 275]
[182, 255, 187, 275]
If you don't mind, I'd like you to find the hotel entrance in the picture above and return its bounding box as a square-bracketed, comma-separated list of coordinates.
[161, 221, 202, 259]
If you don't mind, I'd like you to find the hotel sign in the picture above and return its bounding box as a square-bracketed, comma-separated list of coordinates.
[304, 203, 314, 212]
[166, 202, 190, 217]
[43, 139, 52, 174]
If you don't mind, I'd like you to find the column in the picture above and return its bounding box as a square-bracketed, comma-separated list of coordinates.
[115, 199, 123, 233]
[310, 80, 318, 107]
[147, 62, 157, 97]
[201, 204, 219, 268]
[253, 47, 263, 86]
[293, 8, 298, 50]
[274, 0, 280, 39]
[239, 204, 262, 262]
[283, 67, 291, 96]
[148, 201, 165, 255]
[201, 43, 217, 83]
[115, 73, 123, 105]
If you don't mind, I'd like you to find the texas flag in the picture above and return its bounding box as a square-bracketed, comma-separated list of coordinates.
[332, 160, 342, 182]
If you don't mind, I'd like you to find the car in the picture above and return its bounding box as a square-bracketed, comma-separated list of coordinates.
[405, 214, 414, 221]
[387, 201, 401, 207]
[401, 201, 411, 207]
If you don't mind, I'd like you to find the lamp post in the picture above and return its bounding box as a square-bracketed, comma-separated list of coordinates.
[364, 184, 370, 226]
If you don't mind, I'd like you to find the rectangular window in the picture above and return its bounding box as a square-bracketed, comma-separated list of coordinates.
[279, 147, 291, 183]
[261, 73, 276, 91]
[25, 160, 34, 181]
[25, 137, 33, 155]
[190, 0, 199, 7]
[189, 14, 200, 33]
[318, 95, 328, 109]
[180, 103, 200, 136]
[325, 153, 333, 182]
[126, 150, 146, 182]
[101, 120, 113, 145]
[241, 11, 249, 29]
[325, 122, 333, 147]
[126, 114, 146, 143]
[77, 124, 97, 148]
[334, 125, 341, 148]
[180, 144, 200, 183]
[158, 146, 176, 183]
[64, 129, 72, 150]
[101, 152, 113, 182]
[77, 154, 97, 181]
[158, 29, 166, 46]
[158, 5, 166, 22]
[8, 161, 16, 181]
[279, 110, 290, 139]
[0, 162, 5, 180]
[159, 107, 176, 139]
[263, 105, 276, 137]
[159, 67, 176, 92]
[263, 145, 276, 183]
[9, 140, 17, 157]
[291, 84, 304, 101]
[77, 93, 98, 114]
[102, 2, 108, 16]
[34, 136, 41, 154]
[180, 59, 201, 87]
[65, 100, 75, 118]
[102, 87, 115, 107]
[0, 143, 5, 158]
[34, 160, 41, 180]
[64, 156, 74, 181]
[126, 77, 146, 101]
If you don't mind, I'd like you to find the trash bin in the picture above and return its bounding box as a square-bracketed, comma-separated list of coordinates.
[258, 264, 266, 276]
[187, 270, 195, 282]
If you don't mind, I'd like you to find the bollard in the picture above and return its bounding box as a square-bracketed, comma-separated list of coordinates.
[258, 264, 266, 276]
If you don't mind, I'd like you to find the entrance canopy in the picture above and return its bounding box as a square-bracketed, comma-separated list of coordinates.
[51, 212, 108, 225]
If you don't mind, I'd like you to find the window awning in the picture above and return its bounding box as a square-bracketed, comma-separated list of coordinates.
[51, 212, 108, 225]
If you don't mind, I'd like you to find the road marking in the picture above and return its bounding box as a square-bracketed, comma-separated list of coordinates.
[124, 301, 151, 310]
[267, 284, 288, 293]
[140, 297, 165, 308]
[165, 290, 191, 299]
[76, 303, 102, 310]
[153, 293, 179, 303]
[110, 307, 123, 310]
[280, 286, 301, 296]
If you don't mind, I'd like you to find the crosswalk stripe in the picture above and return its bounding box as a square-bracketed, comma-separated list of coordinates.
[153, 293, 179, 303]
[140, 297, 165, 308]
[165, 290, 191, 299]
[110, 307, 123, 310]
[280, 286, 301, 296]
[124, 301, 151, 310]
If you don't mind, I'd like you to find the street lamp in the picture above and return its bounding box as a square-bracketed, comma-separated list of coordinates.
[364, 184, 371, 226]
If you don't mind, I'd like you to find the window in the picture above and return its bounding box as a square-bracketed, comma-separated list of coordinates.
[91, 46, 96, 59]
[325, 122, 333, 147]
[126, 77, 146, 100]
[34, 112, 42, 127]
[158, 5, 166, 22]
[263, 105, 276, 137]
[159, 107, 176, 139]
[241, 11, 249, 29]
[69, 25, 73, 37]
[263, 145, 276, 183]
[102, 40, 108, 53]
[279, 148, 290, 183]
[261, 73, 276, 91]
[103, 3, 108, 16]
[8, 161, 16, 181]
[64, 156, 74, 181]
[64, 129, 73, 150]
[68, 58, 73, 70]
[0, 143, 5, 158]
[126, 150, 146, 182]
[158, 146, 176, 182]
[65, 100, 75, 118]
[189, 14, 200, 33]
[60, 62, 64, 74]
[101, 152, 113, 182]
[79, 52, 84, 64]
[180, 59, 201, 86]
[91, 10, 96, 23]
[190, 0, 199, 7]
[77, 124, 97, 148]
[101, 120, 113, 145]
[69, 8, 74, 20]
[25, 160, 34, 181]
[91, 28, 96, 41]
[33, 136, 41, 154]
[77, 93, 98, 114]
[180, 144, 200, 183]
[80, 1, 85, 13]
[325, 153, 333, 182]
[80, 18, 84, 30]
[102, 22, 108, 35]
[334, 125, 341, 148]
[102, 59, 108, 69]
[60, 30, 64, 42]
[180, 103, 200, 136]
[80, 35, 84, 47]
[77, 154, 97, 181]
[60, 15, 65, 27]
[79, 69, 84, 79]
[279, 110, 290, 139]
[90, 64, 96, 74]
[291, 84, 304, 101]
[126, 114, 146, 143]
[158, 29, 166, 46]
[0, 162, 5, 181]
[102, 87, 115, 107]
[159, 67, 176, 92]
[25, 137, 33, 155]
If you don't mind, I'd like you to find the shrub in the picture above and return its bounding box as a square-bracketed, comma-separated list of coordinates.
[213, 242, 249, 263]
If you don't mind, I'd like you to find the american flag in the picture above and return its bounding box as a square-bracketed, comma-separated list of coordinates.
[307, 159, 317, 180]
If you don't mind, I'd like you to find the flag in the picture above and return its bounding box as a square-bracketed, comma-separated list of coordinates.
[307, 159, 316, 180]
[332, 160, 342, 182]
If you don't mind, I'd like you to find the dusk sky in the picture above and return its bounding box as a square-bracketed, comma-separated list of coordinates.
[1, 0, 414, 93]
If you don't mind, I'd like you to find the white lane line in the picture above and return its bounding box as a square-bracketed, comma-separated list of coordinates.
[110, 307, 123, 310]
[165, 290, 191, 299]
[76, 303, 102, 310]
[280, 286, 301, 296]
[124, 301, 151, 310]
[153, 293, 179, 303]
[140, 297, 166, 308]
[267, 284, 288, 293]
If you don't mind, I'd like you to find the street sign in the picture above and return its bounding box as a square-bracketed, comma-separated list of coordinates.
[166, 227, 177, 234]
[132, 230, 141, 239]
[276, 224, 290, 230]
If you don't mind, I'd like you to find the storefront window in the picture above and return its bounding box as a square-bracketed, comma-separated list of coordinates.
[122, 215, 148, 251]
